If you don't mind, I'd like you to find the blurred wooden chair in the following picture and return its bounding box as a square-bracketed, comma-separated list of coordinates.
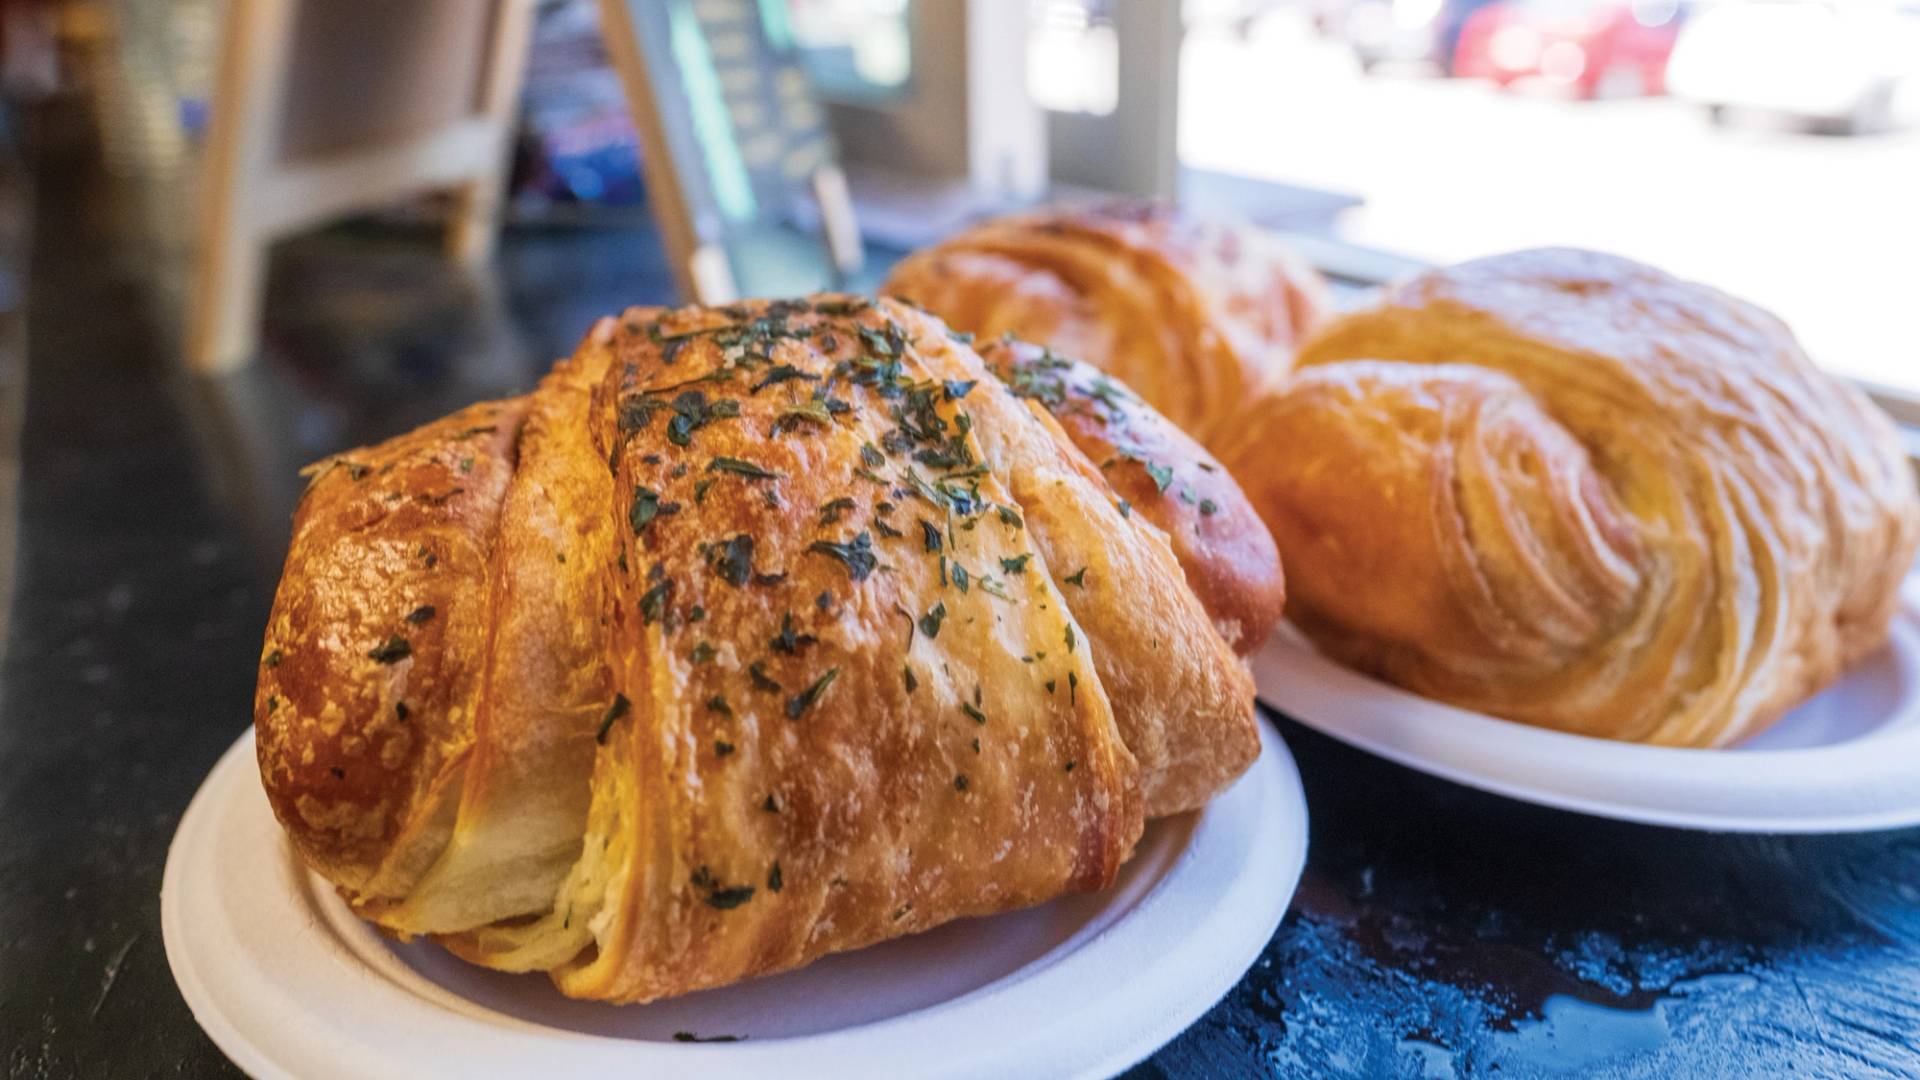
[188, 0, 534, 372]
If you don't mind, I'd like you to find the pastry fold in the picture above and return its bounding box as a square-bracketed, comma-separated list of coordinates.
[256, 297, 1262, 1003]
[1218, 248, 1920, 746]
[976, 336, 1286, 655]
[884, 202, 1331, 450]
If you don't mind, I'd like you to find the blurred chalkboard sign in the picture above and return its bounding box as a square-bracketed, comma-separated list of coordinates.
[598, 0, 862, 302]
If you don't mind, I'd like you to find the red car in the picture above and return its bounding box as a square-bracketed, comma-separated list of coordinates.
[1453, 0, 1686, 97]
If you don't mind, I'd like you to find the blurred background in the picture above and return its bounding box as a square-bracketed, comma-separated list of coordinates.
[0, 0, 1910, 597]
[0, 0, 1911, 603]
[9, 0, 1917, 383]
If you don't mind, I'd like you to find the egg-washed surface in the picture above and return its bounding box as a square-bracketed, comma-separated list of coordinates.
[977, 334, 1286, 655]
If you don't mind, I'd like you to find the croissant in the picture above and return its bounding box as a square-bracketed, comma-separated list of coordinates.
[254, 296, 1262, 1003]
[1216, 248, 1920, 747]
[884, 202, 1332, 450]
[975, 336, 1286, 654]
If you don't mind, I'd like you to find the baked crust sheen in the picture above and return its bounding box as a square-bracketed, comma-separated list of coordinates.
[255, 297, 1259, 1003]
[1219, 248, 1920, 747]
[883, 202, 1332, 450]
[255, 399, 524, 898]
[977, 336, 1286, 655]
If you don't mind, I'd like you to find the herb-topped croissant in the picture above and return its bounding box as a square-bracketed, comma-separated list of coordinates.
[253, 297, 1264, 1003]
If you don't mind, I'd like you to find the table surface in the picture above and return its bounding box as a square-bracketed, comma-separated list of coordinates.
[6, 117, 1920, 1080]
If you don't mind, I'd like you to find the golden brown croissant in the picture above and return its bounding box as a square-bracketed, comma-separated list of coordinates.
[883, 202, 1332, 450]
[975, 335, 1286, 654]
[1217, 248, 1920, 747]
[255, 296, 1261, 1003]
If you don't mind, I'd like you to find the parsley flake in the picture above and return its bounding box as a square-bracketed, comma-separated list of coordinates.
[786, 667, 840, 718]
[596, 693, 631, 743]
[367, 637, 411, 664]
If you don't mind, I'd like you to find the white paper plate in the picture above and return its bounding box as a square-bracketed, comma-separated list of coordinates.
[162, 721, 1305, 1080]
[1251, 573, 1920, 833]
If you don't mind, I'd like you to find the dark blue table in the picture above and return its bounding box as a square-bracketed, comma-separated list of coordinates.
[6, 110, 1917, 1080]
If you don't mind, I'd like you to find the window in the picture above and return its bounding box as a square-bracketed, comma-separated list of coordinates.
[1179, 0, 1920, 396]
[789, 0, 913, 99]
[1029, 1, 1120, 115]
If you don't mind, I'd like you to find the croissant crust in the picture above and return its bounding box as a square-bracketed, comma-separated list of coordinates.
[1219, 248, 1920, 747]
[884, 202, 1332, 450]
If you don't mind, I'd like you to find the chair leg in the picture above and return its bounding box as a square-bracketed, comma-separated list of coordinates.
[186, 0, 296, 373]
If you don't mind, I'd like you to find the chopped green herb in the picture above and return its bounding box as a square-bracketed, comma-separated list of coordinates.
[753, 364, 820, 392]
[770, 612, 815, 654]
[954, 774, 970, 792]
[405, 606, 436, 625]
[712, 534, 755, 587]
[749, 662, 783, 694]
[919, 601, 947, 638]
[904, 665, 918, 693]
[818, 497, 857, 526]
[639, 579, 673, 624]
[714, 739, 735, 757]
[367, 637, 411, 664]
[808, 531, 877, 582]
[1064, 566, 1088, 587]
[996, 504, 1024, 529]
[1065, 624, 1077, 653]
[1199, 498, 1218, 516]
[1000, 554, 1031, 575]
[666, 392, 741, 446]
[768, 862, 783, 892]
[778, 399, 834, 431]
[690, 641, 717, 665]
[707, 694, 732, 716]
[596, 693, 631, 743]
[920, 520, 943, 553]
[629, 485, 665, 533]
[786, 667, 840, 718]
[263, 648, 283, 668]
[1145, 461, 1175, 492]
[961, 702, 986, 725]
[708, 456, 781, 480]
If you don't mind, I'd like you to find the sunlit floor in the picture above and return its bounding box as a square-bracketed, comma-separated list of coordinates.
[1180, 16, 1920, 393]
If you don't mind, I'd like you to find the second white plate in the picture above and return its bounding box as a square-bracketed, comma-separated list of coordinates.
[1251, 576, 1920, 833]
